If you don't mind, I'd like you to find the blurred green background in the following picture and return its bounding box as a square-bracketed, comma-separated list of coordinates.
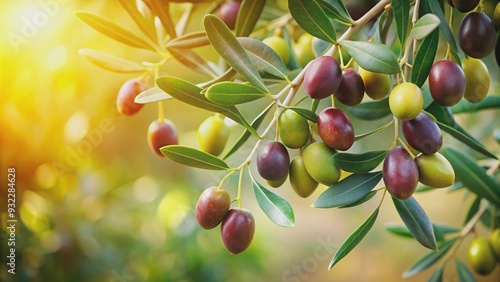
[1, 0, 500, 281]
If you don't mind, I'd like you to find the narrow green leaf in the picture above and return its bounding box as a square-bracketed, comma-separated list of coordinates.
[333, 150, 388, 173]
[403, 238, 457, 278]
[238, 37, 288, 80]
[206, 82, 268, 105]
[75, 11, 156, 51]
[204, 15, 267, 92]
[411, 30, 439, 87]
[410, 14, 440, 40]
[392, 0, 410, 49]
[339, 40, 400, 74]
[149, 0, 177, 38]
[235, 0, 266, 37]
[223, 102, 274, 159]
[354, 121, 393, 141]
[166, 31, 209, 49]
[428, 0, 460, 63]
[317, 0, 353, 25]
[312, 37, 332, 57]
[160, 145, 231, 170]
[347, 98, 391, 120]
[392, 196, 437, 250]
[437, 121, 497, 160]
[464, 197, 481, 224]
[134, 87, 172, 104]
[78, 49, 146, 73]
[312, 172, 382, 208]
[339, 190, 378, 208]
[480, 205, 500, 229]
[451, 95, 500, 114]
[455, 259, 477, 282]
[329, 208, 379, 269]
[118, 0, 157, 42]
[288, 0, 337, 43]
[252, 178, 295, 227]
[428, 266, 444, 282]
[167, 48, 217, 78]
[442, 148, 500, 207]
[386, 223, 414, 238]
[368, 9, 391, 43]
[286, 107, 318, 123]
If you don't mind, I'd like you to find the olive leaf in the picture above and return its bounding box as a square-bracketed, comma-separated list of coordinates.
[338, 190, 378, 209]
[118, 0, 157, 42]
[451, 95, 500, 114]
[427, 0, 460, 63]
[392, 196, 437, 250]
[166, 31, 210, 49]
[410, 14, 440, 40]
[411, 30, 439, 87]
[313, 172, 382, 208]
[333, 150, 388, 173]
[206, 82, 269, 105]
[167, 48, 218, 78]
[428, 266, 444, 282]
[455, 259, 477, 282]
[329, 208, 379, 269]
[238, 37, 288, 80]
[252, 178, 295, 227]
[148, 0, 177, 38]
[204, 15, 267, 92]
[78, 49, 147, 73]
[392, 0, 410, 50]
[347, 98, 391, 120]
[134, 87, 172, 104]
[339, 40, 400, 74]
[403, 238, 457, 278]
[317, 0, 354, 25]
[235, 0, 266, 37]
[288, 0, 337, 43]
[160, 145, 232, 170]
[285, 107, 318, 123]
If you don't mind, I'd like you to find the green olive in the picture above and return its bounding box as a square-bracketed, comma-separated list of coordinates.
[462, 58, 490, 104]
[491, 228, 500, 261]
[468, 237, 497, 275]
[263, 36, 291, 66]
[494, 3, 500, 30]
[389, 82, 423, 120]
[358, 67, 391, 100]
[294, 33, 315, 68]
[289, 156, 318, 198]
[302, 142, 340, 186]
[197, 115, 230, 156]
[279, 109, 310, 149]
[414, 152, 455, 188]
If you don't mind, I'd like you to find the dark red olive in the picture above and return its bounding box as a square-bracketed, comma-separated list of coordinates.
[217, 0, 241, 30]
[317, 107, 354, 151]
[459, 12, 496, 59]
[333, 68, 365, 106]
[402, 113, 443, 155]
[116, 78, 146, 116]
[428, 60, 465, 107]
[257, 141, 290, 182]
[221, 208, 255, 254]
[303, 56, 342, 100]
[383, 147, 419, 200]
[195, 187, 231, 230]
[147, 119, 179, 157]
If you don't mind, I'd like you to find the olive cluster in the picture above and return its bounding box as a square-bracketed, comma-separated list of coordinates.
[468, 229, 500, 276]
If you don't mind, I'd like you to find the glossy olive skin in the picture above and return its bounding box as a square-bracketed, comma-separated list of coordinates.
[221, 208, 255, 254]
[197, 115, 230, 156]
[358, 67, 391, 100]
[266, 176, 287, 188]
[495, 3, 500, 30]
[217, 0, 241, 30]
[468, 237, 497, 275]
[383, 147, 419, 200]
[334, 68, 365, 106]
[279, 109, 310, 149]
[462, 58, 490, 104]
[302, 142, 341, 186]
[414, 153, 455, 188]
[304, 56, 342, 100]
[402, 113, 443, 155]
[428, 60, 466, 107]
[116, 78, 146, 116]
[490, 228, 500, 261]
[195, 187, 231, 230]
[459, 12, 496, 59]
[389, 82, 423, 120]
[294, 33, 315, 68]
[317, 107, 354, 151]
[263, 36, 291, 66]
[257, 141, 290, 182]
[147, 119, 179, 157]
[289, 156, 319, 198]
[451, 0, 479, 13]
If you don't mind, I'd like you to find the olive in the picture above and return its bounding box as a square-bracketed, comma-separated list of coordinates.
[221, 208, 255, 254]
[197, 115, 230, 156]
[317, 107, 354, 151]
[459, 12, 496, 59]
[147, 119, 179, 157]
[195, 186, 231, 229]
[333, 68, 365, 106]
[383, 147, 419, 200]
[289, 156, 318, 198]
[389, 82, 423, 120]
[257, 141, 290, 182]
[116, 78, 146, 116]
[462, 58, 490, 104]
[302, 142, 341, 186]
[263, 35, 291, 66]
[279, 109, 310, 149]
[358, 67, 391, 100]
[402, 113, 443, 155]
[428, 60, 466, 107]
[468, 237, 497, 275]
[414, 153, 455, 188]
[304, 56, 342, 100]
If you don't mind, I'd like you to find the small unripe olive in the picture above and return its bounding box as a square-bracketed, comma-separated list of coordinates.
[147, 119, 179, 157]
[279, 109, 310, 149]
[468, 237, 497, 275]
[302, 142, 341, 186]
[294, 33, 315, 68]
[414, 153, 455, 188]
[289, 156, 318, 198]
[195, 187, 231, 229]
[116, 78, 146, 116]
[358, 67, 391, 100]
[263, 36, 291, 66]
[389, 82, 423, 120]
[490, 228, 500, 261]
[197, 115, 230, 156]
[462, 58, 490, 104]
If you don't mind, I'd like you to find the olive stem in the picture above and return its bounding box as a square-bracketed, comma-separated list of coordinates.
[218, 169, 237, 191]
[157, 101, 165, 123]
[237, 168, 244, 209]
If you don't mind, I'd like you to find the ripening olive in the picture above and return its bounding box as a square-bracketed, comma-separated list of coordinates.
[389, 82, 423, 120]
[147, 119, 179, 157]
[428, 60, 466, 107]
[263, 36, 291, 66]
[459, 12, 496, 59]
[197, 115, 230, 156]
[383, 147, 419, 200]
[257, 141, 290, 182]
[217, 0, 241, 30]
[358, 67, 391, 100]
[195, 186, 231, 230]
[317, 107, 354, 151]
[116, 78, 146, 116]
[221, 208, 255, 254]
[333, 68, 365, 106]
[451, 0, 479, 13]
[490, 228, 500, 261]
[289, 156, 319, 198]
[266, 175, 287, 188]
[495, 3, 500, 30]
[468, 237, 497, 275]
[462, 58, 490, 104]
[304, 56, 342, 100]
[294, 33, 315, 68]
[279, 109, 310, 149]
[302, 142, 341, 186]
[414, 153, 455, 188]
[402, 113, 443, 155]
